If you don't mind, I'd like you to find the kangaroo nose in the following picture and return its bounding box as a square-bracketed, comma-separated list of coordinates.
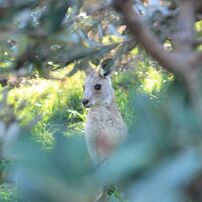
[82, 99, 89, 106]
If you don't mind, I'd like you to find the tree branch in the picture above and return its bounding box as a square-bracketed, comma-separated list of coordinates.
[191, 52, 202, 66]
[112, 0, 201, 103]
[112, 0, 187, 76]
[173, 0, 196, 52]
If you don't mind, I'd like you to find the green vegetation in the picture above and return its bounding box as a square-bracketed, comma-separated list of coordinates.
[0, 1, 202, 202]
[7, 72, 85, 148]
[0, 58, 170, 201]
[0, 184, 17, 202]
[7, 59, 169, 146]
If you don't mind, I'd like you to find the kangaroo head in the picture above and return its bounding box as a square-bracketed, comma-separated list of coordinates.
[82, 58, 115, 108]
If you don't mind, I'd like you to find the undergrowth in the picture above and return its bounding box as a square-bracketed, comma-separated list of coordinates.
[0, 63, 171, 201]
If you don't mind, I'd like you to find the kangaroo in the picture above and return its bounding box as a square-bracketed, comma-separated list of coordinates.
[82, 59, 127, 201]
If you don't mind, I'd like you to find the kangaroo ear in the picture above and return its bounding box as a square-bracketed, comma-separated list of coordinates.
[99, 58, 115, 77]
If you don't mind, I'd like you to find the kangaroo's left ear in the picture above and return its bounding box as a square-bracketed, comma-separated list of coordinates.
[99, 58, 115, 77]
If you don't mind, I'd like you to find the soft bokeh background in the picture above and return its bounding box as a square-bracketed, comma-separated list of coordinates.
[0, 0, 202, 201]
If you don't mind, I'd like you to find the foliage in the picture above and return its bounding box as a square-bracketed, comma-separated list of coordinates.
[0, 0, 202, 202]
[7, 72, 85, 147]
[0, 184, 17, 202]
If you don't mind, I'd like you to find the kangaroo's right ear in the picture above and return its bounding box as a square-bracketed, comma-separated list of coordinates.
[99, 58, 115, 77]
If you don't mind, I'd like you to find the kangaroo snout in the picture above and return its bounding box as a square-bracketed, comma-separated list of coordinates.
[81, 98, 90, 107]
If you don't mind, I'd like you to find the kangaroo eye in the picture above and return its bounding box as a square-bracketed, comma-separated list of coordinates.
[94, 84, 101, 90]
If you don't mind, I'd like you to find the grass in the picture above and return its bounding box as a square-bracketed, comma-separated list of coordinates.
[7, 71, 85, 147]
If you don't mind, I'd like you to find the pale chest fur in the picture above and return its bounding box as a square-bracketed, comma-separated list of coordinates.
[85, 105, 127, 163]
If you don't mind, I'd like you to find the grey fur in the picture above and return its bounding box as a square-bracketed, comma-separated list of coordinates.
[82, 65, 127, 165]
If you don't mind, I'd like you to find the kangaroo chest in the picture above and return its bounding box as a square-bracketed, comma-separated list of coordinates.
[86, 106, 123, 132]
[85, 105, 127, 162]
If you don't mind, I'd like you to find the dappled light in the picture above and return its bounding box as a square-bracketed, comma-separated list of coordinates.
[141, 67, 163, 94]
